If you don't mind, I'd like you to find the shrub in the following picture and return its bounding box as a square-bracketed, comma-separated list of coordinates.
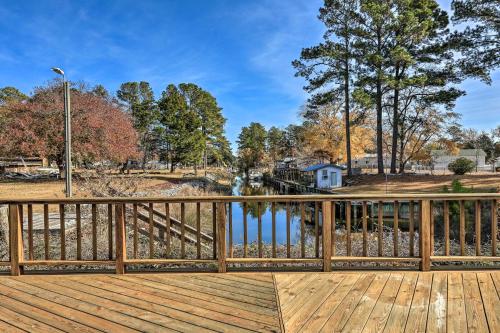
[442, 179, 473, 193]
[448, 157, 475, 175]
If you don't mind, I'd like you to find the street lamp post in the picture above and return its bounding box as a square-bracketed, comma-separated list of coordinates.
[51, 67, 72, 197]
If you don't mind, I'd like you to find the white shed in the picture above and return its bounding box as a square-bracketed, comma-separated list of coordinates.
[301, 164, 343, 189]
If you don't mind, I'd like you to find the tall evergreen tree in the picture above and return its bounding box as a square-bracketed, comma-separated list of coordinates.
[451, 0, 499, 83]
[386, 0, 460, 173]
[157, 84, 204, 172]
[117, 81, 158, 167]
[178, 83, 226, 171]
[237, 122, 267, 177]
[293, 0, 360, 176]
[355, 0, 396, 174]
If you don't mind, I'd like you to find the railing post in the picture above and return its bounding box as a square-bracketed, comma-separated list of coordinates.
[217, 202, 227, 273]
[322, 201, 332, 272]
[420, 200, 431, 271]
[9, 204, 23, 276]
[115, 203, 126, 274]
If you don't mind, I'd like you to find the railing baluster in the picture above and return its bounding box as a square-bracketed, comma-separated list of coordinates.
[258, 202, 263, 258]
[229, 202, 233, 259]
[362, 201, 367, 257]
[409, 201, 414, 257]
[271, 202, 276, 258]
[301, 203, 306, 258]
[430, 200, 434, 256]
[475, 200, 481, 256]
[165, 203, 171, 258]
[286, 202, 291, 258]
[332, 202, 336, 256]
[492, 199, 497, 257]
[322, 201, 332, 272]
[460, 200, 465, 256]
[115, 204, 126, 274]
[92, 204, 97, 260]
[9, 204, 23, 276]
[27, 204, 33, 261]
[133, 203, 138, 259]
[444, 201, 450, 256]
[59, 204, 65, 260]
[217, 202, 226, 273]
[315, 202, 320, 258]
[378, 201, 383, 257]
[148, 203, 154, 259]
[243, 202, 248, 258]
[108, 203, 113, 260]
[44, 203, 49, 260]
[181, 202, 186, 259]
[420, 199, 431, 271]
[212, 202, 217, 259]
[393, 201, 399, 257]
[76, 204, 81, 261]
[196, 203, 201, 259]
[346, 201, 351, 257]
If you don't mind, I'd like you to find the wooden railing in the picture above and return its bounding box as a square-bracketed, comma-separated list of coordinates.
[0, 194, 498, 275]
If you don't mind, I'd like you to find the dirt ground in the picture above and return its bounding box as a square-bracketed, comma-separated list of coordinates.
[0, 178, 166, 200]
[337, 173, 500, 194]
[0, 172, 498, 200]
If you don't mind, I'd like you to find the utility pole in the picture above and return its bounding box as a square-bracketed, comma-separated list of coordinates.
[64, 80, 72, 197]
[52, 67, 72, 197]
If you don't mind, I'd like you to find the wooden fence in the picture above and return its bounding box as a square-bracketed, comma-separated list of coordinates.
[0, 194, 498, 275]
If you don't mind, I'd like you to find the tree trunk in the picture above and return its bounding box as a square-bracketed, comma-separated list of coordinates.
[344, 35, 352, 177]
[376, 28, 384, 175]
[376, 81, 384, 174]
[399, 134, 405, 173]
[390, 80, 400, 173]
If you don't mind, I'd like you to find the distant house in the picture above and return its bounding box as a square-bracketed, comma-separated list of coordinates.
[301, 164, 343, 189]
[352, 154, 391, 169]
[431, 149, 486, 170]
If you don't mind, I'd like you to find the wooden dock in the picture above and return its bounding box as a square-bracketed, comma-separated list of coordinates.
[0, 270, 498, 332]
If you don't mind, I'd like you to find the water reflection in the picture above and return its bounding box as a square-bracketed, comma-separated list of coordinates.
[229, 177, 315, 245]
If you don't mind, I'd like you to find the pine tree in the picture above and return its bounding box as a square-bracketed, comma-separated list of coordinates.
[451, 0, 499, 83]
[293, 0, 360, 176]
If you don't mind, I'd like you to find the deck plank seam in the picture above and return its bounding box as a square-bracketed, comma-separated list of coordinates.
[423, 272, 436, 333]
[272, 273, 285, 333]
[477, 273, 493, 333]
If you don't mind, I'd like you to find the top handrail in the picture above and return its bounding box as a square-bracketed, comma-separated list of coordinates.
[0, 192, 498, 204]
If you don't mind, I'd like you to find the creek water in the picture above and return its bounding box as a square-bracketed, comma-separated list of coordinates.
[228, 177, 315, 245]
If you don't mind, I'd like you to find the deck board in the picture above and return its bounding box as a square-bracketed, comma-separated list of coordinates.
[0, 271, 498, 332]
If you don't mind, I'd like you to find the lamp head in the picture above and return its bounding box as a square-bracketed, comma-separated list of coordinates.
[51, 67, 65, 76]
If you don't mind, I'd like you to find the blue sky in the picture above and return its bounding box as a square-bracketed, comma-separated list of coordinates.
[0, 0, 498, 150]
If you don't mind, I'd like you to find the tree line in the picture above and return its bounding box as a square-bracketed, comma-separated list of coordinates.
[0, 81, 232, 173]
[288, 0, 499, 175]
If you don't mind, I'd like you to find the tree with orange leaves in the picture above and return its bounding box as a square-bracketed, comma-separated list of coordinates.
[0, 81, 139, 170]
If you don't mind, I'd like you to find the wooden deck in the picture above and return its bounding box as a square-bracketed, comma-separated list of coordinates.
[0, 271, 498, 332]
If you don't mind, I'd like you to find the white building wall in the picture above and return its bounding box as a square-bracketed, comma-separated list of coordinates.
[315, 167, 342, 189]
